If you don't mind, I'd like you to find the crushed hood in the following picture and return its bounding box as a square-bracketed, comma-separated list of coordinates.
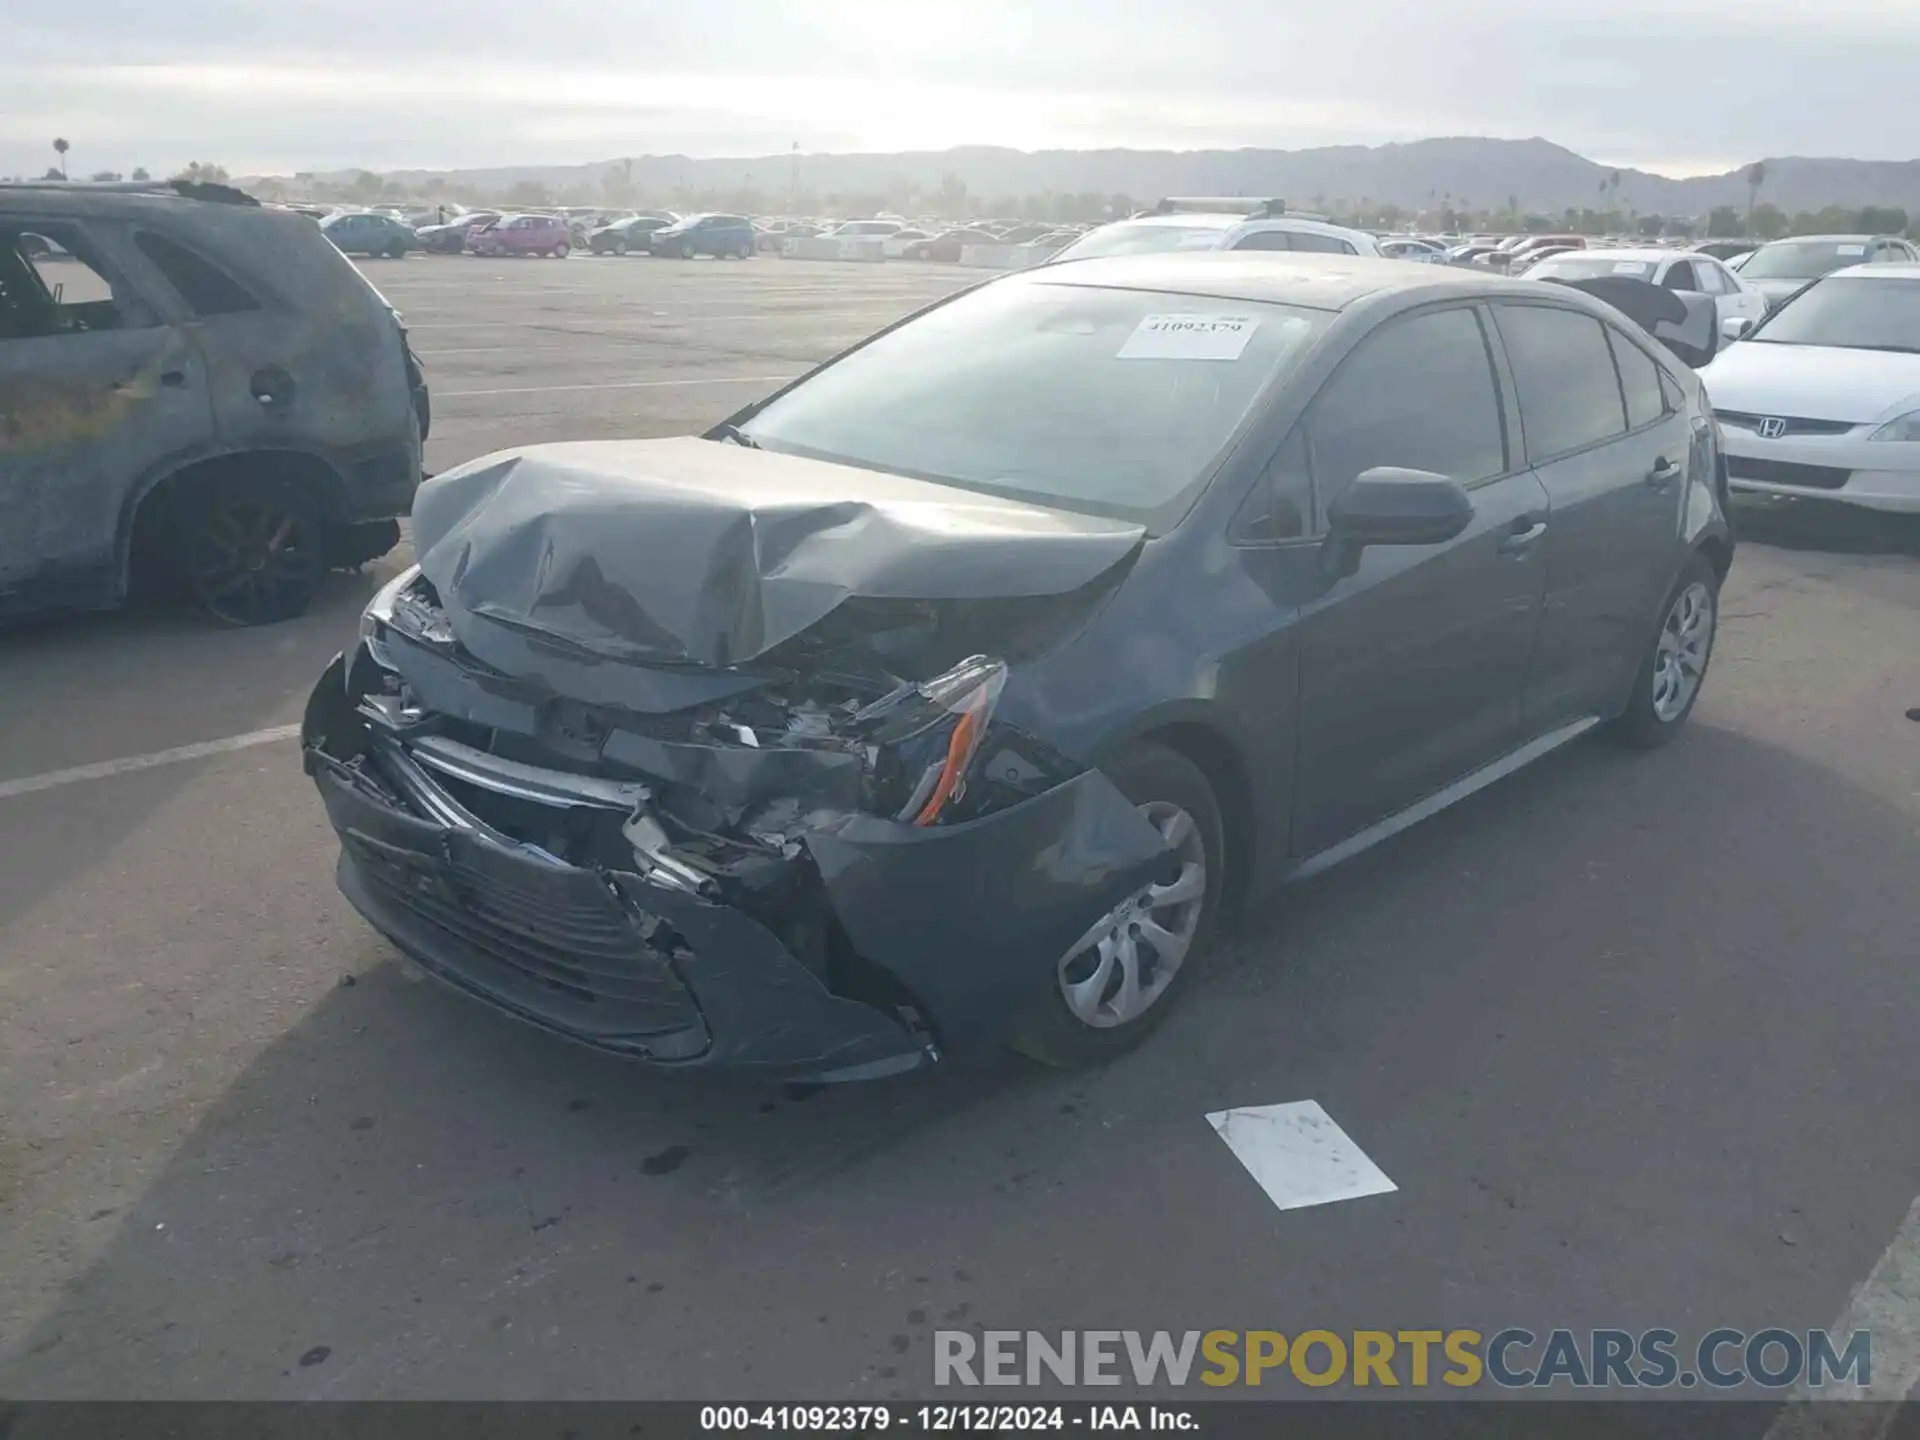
[411, 437, 1145, 670]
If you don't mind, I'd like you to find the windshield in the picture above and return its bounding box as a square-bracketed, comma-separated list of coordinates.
[1740, 240, 1873, 281]
[1749, 276, 1920, 352]
[1052, 222, 1230, 262]
[736, 278, 1328, 527]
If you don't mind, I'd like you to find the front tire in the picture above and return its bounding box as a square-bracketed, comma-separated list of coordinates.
[1009, 744, 1225, 1068]
[612, 238, 628, 256]
[1609, 552, 1721, 748]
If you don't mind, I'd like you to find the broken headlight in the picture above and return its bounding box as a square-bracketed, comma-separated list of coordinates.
[852, 655, 1007, 826]
[359, 564, 420, 646]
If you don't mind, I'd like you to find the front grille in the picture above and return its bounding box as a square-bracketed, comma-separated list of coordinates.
[345, 831, 697, 1029]
[1714, 411, 1856, 437]
[1726, 456, 1852, 490]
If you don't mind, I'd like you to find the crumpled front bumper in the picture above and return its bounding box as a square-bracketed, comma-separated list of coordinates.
[302, 652, 1173, 1081]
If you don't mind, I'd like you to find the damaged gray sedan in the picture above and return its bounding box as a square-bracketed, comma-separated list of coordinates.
[304, 253, 1733, 1079]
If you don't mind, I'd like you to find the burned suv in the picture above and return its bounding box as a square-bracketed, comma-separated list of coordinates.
[304, 254, 1732, 1082]
[0, 182, 427, 624]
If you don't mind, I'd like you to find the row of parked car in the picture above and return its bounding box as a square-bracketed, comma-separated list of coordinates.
[308, 202, 1103, 265]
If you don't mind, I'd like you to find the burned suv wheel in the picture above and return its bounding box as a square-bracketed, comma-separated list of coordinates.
[1010, 744, 1224, 1068]
[179, 474, 327, 625]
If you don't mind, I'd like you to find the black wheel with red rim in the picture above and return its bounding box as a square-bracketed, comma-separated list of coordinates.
[180, 477, 327, 625]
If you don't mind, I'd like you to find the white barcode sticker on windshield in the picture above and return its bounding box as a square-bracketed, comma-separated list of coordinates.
[1119, 313, 1259, 360]
[1612, 261, 1651, 274]
[1837, 244, 1867, 256]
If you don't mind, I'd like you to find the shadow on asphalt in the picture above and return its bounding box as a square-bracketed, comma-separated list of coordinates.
[7, 717, 1920, 1399]
[0, 567, 390, 914]
[1730, 496, 1920, 557]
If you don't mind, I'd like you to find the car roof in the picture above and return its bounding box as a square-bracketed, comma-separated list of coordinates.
[1105, 212, 1368, 241]
[0, 182, 257, 221]
[1828, 262, 1920, 281]
[1022, 250, 1558, 313]
[1541, 247, 1684, 265]
[1754, 233, 1884, 244]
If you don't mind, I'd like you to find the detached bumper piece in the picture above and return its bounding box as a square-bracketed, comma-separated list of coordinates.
[302, 650, 1172, 1081]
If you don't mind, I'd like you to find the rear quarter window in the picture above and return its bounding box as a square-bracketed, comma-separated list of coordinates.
[135, 232, 261, 316]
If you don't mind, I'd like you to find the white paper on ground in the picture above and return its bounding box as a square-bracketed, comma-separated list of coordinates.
[1205, 1100, 1398, 1211]
[1119, 314, 1259, 361]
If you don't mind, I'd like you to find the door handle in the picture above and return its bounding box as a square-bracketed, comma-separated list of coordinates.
[1646, 457, 1680, 488]
[1497, 517, 1548, 553]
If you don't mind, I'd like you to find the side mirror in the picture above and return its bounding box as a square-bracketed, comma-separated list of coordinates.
[1323, 468, 1473, 576]
[1721, 315, 1754, 342]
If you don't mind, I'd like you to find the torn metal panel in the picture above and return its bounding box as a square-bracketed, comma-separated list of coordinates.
[601, 727, 866, 815]
[805, 770, 1176, 1050]
[409, 436, 1145, 670]
[304, 645, 1179, 1075]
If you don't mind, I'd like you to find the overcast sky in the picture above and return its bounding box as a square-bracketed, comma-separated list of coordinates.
[4, 0, 1917, 179]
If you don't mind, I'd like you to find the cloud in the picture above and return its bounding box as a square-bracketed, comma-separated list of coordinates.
[4, 0, 1917, 176]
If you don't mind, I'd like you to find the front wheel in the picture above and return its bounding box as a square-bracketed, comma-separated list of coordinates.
[1009, 744, 1225, 1068]
[1609, 552, 1721, 748]
[612, 238, 628, 256]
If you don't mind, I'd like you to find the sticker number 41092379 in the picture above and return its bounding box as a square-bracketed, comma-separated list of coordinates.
[1118, 313, 1260, 361]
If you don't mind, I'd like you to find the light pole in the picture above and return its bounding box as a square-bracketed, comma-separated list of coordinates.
[790, 141, 799, 213]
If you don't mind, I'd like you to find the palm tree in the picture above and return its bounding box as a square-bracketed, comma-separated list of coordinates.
[1745, 162, 1767, 227]
[52, 137, 69, 179]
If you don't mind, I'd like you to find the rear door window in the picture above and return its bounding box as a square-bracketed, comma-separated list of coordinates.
[1231, 231, 1293, 252]
[1, 224, 147, 338]
[1492, 304, 1630, 461]
[1303, 305, 1509, 525]
[1662, 259, 1701, 291]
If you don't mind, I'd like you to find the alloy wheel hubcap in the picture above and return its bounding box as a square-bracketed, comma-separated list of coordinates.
[1652, 580, 1714, 722]
[1056, 801, 1207, 1029]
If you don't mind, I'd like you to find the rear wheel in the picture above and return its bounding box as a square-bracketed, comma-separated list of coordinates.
[178, 473, 327, 626]
[1609, 552, 1721, 748]
[1009, 744, 1225, 1067]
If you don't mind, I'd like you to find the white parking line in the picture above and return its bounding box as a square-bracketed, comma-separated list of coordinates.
[1206, 1101, 1398, 1212]
[438, 374, 795, 398]
[0, 725, 302, 801]
[1764, 1195, 1920, 1437]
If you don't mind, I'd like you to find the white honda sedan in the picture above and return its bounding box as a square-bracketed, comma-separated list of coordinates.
[1699, 264, 1920, 514]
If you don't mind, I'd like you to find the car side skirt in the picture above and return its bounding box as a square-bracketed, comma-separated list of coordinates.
[1283, 715, 1603, 884]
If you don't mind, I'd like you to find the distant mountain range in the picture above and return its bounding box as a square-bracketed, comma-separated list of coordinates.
[278, 137, 1920, 217]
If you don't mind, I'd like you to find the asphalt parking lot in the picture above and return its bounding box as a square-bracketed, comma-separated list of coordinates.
[2, 254, 1918, 1410]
